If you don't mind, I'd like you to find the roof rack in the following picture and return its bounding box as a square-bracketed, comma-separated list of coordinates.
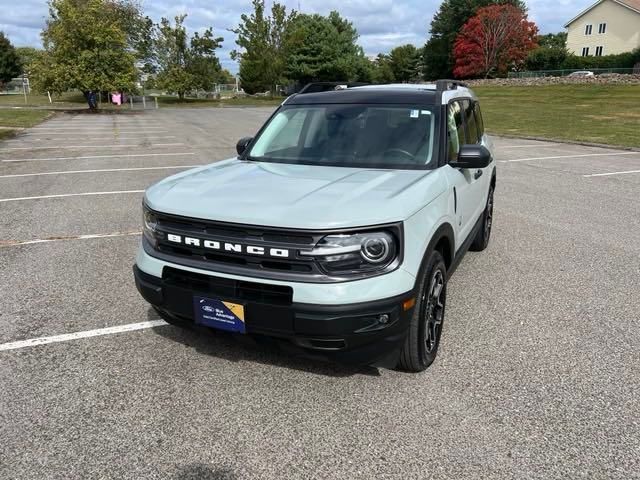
[298, 82, 369, 94]
[435, 80, 469, 91]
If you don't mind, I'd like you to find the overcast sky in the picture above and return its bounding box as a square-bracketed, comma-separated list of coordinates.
[1, 0, 593, 73]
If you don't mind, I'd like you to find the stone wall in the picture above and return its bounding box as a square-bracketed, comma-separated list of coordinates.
[465, 74, 640, 87]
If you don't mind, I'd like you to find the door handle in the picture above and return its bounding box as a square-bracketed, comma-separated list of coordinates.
[474, 170, 483, 180]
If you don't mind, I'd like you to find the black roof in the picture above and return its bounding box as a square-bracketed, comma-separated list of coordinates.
[286, 85, 439, 105]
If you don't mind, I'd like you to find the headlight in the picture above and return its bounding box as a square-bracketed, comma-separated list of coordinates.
[301, 231, 398, 275]
[142, 205, 158, 246]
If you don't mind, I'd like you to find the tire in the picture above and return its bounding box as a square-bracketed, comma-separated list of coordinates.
[397, 250, 447, 372]
[470, 183, 494, 252]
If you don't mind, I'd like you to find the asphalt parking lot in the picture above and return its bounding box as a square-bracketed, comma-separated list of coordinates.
[1, 108, 639, 480]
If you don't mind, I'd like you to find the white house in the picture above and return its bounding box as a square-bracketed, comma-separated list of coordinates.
[565, 0, 640, 56]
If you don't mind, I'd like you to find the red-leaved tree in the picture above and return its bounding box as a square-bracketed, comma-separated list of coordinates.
[453, 4, 538, 79]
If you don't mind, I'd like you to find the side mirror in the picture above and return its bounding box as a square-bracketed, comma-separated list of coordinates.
[450, 145, 492, 169]
[236, 136, 253, 156]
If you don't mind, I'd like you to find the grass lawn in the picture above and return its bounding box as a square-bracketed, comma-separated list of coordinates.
[0, 109, 53, 139]
[0, 109, 53, 128]
[0, 92, 86, 108]
[474, 84, 640, 148]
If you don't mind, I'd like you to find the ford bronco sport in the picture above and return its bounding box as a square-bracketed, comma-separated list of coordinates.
[133, 81, 496, 372]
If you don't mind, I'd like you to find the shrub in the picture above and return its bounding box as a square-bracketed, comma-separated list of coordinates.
[561, 48, 640, 70]
[525, 47, 567, 71]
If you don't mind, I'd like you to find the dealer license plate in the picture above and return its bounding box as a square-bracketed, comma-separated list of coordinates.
[193, 296, 246, 334]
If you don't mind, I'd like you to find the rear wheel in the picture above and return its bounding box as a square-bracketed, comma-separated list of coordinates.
[470, 184, 494, 252]
[397, 250, 447, 372]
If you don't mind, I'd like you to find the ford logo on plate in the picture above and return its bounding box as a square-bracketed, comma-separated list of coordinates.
[202, 305, 216, 313]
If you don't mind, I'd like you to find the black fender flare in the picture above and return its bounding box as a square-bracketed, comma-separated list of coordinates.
[412, 222, 455, 292]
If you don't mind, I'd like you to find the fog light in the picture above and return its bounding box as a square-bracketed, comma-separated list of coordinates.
[379, 314, 389, 324]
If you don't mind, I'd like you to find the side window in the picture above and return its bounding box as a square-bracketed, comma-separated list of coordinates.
[447, 101, 465, 162]
[464, 100, 479, 144]
[474, 102, 485, 139]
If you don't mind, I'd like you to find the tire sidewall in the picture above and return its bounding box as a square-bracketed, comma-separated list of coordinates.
[483, 185, 494, 246]
[417, 251, 447, 367]
[398, 249, 447, 371]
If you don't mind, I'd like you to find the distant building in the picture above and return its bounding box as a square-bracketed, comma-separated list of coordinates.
[564, 0, 640, 57]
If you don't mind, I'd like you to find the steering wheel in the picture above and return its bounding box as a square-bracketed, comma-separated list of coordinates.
[383, 148, 414, 161]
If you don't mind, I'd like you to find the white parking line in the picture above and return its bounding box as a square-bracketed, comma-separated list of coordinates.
[0, 165, 200, 179]
[500, 152, 640, 163]
[32, 126, 167, 130]
[0, 230, 141, 247]
[36, 121, 166, 128]
[499, 144, 559, 149]
[0, 189, 144, 202]
[24, 130, 168, 134]
[0, 321, 168, 352]
[583, 169, 640, 178]
[1, 143, 184, 151]
[11, 136, 177, 141]
[2, 152, 195, 163]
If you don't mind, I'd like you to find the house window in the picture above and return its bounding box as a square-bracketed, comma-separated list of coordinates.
[585, 24, 593, 35]
[595, 46, 604, 56]
[582, 47, 590, 57]
[598, 23, 607, 34]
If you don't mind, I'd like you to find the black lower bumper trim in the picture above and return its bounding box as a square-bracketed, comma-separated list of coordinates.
[133, 265, 415, 366]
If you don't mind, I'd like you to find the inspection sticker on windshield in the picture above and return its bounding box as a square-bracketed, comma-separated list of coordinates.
[410, 109, 419, 118]
[193, 297, 246, 333]
[421, 110, 431, 115]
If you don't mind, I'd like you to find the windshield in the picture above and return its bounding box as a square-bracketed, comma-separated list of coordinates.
[247, 104, 439, 169]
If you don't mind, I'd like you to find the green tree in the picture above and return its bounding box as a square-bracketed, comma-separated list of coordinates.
[372, 53, 395, 83]
[187, 28, 224, 91]
[217, 69, 236, 84]
[112, 1, 154, 73]
[525, 33, 569, 71]
[15, 46, 41, 75]
[537, 32, 567, 49]
[284, 11, 369, 85]
[154, 16, 194, 99]
[388, 44, 421, 82]
[31, 0, 141, 108]
[0, 32, 22, 87]
[154, 15, 223, 98]
[231, 0, 294, 95]
[422, 0, 527, 79]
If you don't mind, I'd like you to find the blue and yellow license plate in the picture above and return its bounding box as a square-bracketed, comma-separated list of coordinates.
[193, 297, 246, 334]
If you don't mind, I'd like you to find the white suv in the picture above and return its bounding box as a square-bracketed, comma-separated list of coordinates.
[134, 81, 496, 372]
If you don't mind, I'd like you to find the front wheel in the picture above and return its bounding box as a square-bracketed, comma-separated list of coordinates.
[397, 250, 447, 372]
[470, 184, 494, 252]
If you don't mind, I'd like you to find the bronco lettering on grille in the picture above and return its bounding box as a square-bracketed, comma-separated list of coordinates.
[166, 234, 290, 258]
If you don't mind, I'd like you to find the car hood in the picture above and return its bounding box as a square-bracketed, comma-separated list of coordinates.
[145, 159, 446, 229]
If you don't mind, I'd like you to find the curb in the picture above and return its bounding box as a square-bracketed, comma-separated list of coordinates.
[488, 132, 640, 153]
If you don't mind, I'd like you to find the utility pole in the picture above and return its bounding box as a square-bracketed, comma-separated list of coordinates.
[22, 75, 28, 105]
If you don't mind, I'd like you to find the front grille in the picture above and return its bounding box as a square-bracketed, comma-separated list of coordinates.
[163, 267, 293, 305]
[149, 211, 328, 281]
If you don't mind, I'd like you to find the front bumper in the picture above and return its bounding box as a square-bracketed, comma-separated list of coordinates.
[134, 265, 416, 367]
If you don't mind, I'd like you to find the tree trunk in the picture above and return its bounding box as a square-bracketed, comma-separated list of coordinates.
[178, 92, 184, 100]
